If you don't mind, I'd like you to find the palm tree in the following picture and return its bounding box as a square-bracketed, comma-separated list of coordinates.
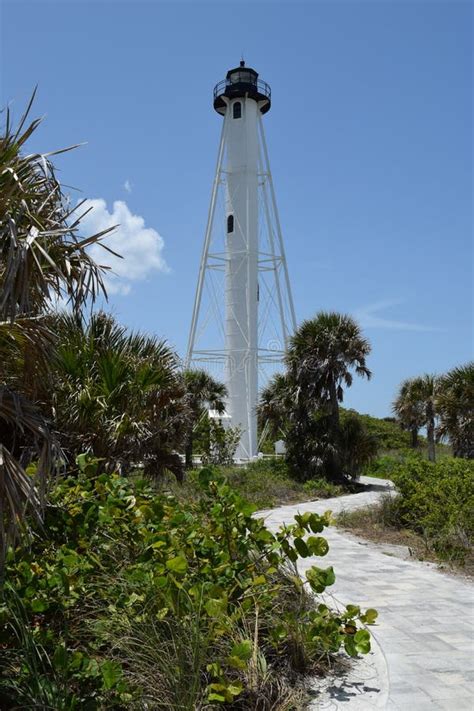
[50, 313, 188, 480]
[393, 375, 439, 462]
[0, 94, 111, 570]
[183, 369, 227, 467]
[257, 373, 293, 443]
[286, 312, 371, 432]
[285, 312, 372, 480]
[392, 378, 425, 449]
[437, 363, 474, 459]
[416, 375, 439, 463]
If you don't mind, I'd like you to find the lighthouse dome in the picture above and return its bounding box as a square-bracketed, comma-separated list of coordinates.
[213, 61, 271, 115]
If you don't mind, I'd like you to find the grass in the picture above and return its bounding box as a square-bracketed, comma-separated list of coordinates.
[159, 457, 347, 509]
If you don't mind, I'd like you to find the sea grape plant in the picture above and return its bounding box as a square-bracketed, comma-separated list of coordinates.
[1, 458, 377, 707]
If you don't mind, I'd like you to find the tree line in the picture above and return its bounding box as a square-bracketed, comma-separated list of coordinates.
[393, 367, 473, 461]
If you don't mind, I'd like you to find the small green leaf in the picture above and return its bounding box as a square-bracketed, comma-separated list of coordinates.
[294, 537, 309, 557]
[208, 692, 226, 702]
[101, 660, 122, 690]
[307, 536, 329, 556]
[228, 655, 247, 670]
[166, 555, 187, 574]
[344, 635, 358, 657]
[53, 644, 68, 671]
[362, 608, 378, 625]
[309, 513, 325, 533]
[205, 598, 226, 617]
[230, 640, 253, 661]
[354, 629, 371, 654]
[227, 682, 243, 696]
[306, 566, 336, 593]
[31, 598, 48, 612]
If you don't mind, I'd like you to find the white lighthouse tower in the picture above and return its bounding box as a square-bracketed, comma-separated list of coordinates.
[187, 62, 296, 459]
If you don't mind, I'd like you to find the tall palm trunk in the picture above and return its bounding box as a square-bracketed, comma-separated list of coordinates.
[328, 380, 341, 480]
[426, 402, 436, 463]
[329, 380, 340, 432]
[185, 430, 194, 469]
[410, 427, 419, 449]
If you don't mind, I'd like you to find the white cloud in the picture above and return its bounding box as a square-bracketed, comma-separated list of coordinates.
[124, 180, 132, 194]
[79, 198, 169, 295]
[354, 299, 441, 332]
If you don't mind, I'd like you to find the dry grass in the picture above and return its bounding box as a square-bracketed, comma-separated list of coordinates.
[336, 497, 474, 578]
[156, 459, 348, 510]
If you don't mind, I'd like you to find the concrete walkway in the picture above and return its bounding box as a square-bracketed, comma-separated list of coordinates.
[259, 477, 474, 710]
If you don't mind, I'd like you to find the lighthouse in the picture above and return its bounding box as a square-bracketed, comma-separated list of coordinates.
[187, 62, 296, 460]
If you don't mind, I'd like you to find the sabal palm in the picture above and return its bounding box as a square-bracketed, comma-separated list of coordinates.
[0, 95, 110, 566]
[51, 313, 188, 479]
[286, 312, 372, 428]
[183, 369, 227, 467]
[257, 373, 293, 441]
[392, 378, 425, 449]
[437, 363, 474, 459]
[395, 374, 439, 462]
[284, 312, 371, 481]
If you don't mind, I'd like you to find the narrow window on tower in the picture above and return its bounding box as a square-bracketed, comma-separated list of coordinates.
[233, 101, 242, 119]
[227, 214, 234, 233]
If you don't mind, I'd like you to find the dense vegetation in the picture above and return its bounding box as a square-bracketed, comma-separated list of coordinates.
[340, 410, 411, 452]
[163, 458, 346, 510]
[1, 95, 472, 708]
[338, 456, 474, 571]
[258, 314, 377, 482]
[0, 100, 380, 709]
[393, 365, 473, 461]
[0, 459, 377, 709]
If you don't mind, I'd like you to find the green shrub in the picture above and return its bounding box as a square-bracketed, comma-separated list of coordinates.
[361, 451, 413, 479]
[0, 457, 376, 709]
[391, 457, 474, 562]
[221, 459, 344, 508]
[164, 458, 345, 510]
[341, 409, 411, 451]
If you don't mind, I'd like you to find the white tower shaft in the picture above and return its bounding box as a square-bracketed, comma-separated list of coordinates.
[225, 97, 259, 458]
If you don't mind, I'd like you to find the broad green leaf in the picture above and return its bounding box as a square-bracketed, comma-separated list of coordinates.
[294, 537, 309, 557]
[344, 635, 358, 657]
[362, 608, 378, 625]
[205, 598, 226, 617]
[354, 629, 371, 654]
[306, 566, 336, 593]
[309, 514, 325, 533]
[230, 639, 253, 661]
[306, 535, 329, 556]
[101, 660, 122, 690]
[165, 555, 187, 574]
[31, 598, 48, 612]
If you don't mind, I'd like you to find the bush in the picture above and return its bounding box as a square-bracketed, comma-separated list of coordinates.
[391, 457, 474, 562]
[0, 457, 376, 709]
[361, 451, 413, 479]
[341, 409, 411, 451]
[170, 458, 345, 509]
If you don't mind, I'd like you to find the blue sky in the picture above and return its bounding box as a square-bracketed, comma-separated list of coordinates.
[2, 0, 472, 417]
